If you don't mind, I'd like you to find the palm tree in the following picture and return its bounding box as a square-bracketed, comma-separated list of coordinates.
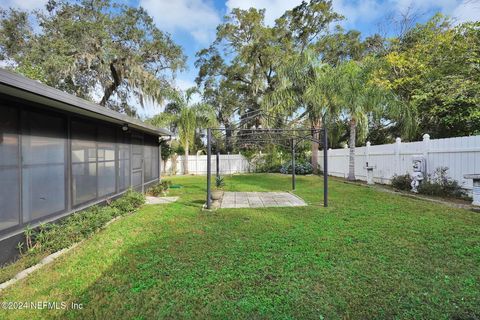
[263, 49, 340, 174]
[337, 59, 407, 180]
[150, 88, 217, 174]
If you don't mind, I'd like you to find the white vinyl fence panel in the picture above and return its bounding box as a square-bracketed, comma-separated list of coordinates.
[319, 134, 480, 192]
[163, 154, 251, 175]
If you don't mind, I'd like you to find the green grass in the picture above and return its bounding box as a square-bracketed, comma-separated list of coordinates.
[0, 174, 479, 319]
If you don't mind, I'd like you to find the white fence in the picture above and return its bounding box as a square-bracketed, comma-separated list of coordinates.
[163, 154, 251, 175]
[318, 134, 480, 192]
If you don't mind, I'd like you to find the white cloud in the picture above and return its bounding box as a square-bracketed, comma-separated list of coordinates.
[225, 0, 478, 29]
[139, 0, 220, 44]
[136, 77, 200, 118]
[224, 0, 385, 28]
[174, 78, 197, 91]
[332, 0, 383, 27]
[175, 77, 202, 104]
[225, 0, 300, 25]
[386, 0, 480, 23]
[451, 0, 480, 23]
[0, 0, 47, 10]
[390, 0, 458, 13]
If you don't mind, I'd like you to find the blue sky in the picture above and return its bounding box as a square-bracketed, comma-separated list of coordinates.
[1, 0, 479, 116]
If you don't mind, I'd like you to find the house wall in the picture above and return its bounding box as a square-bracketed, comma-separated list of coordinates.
[0, 94, 160, 263]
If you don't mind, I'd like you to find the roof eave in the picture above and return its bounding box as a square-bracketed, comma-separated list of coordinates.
[0, 68, 172, 137]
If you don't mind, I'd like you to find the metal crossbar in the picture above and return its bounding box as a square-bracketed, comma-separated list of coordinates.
[205, 127, 328, 209]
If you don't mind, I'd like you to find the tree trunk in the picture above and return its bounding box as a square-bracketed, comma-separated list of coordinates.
[100, 61, 122, 106]
[184, 141, 189, 175]
[311, 119, 321, 174]
[171, 154, 178, 175]
[347, 118, 356, 181]
[163, 159, 167, 174]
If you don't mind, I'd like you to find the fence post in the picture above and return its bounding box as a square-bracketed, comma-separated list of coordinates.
[323, 124, 329, 207]
[344, 143, 348, 179]
[239, 152, 244, 173]
[291, 139, 296, 190]
[328, 148, 332, 171]
[366, 141, 371, 166]
[365, 141, 371, 182]
[423, 134, 430, 174]
[206, 128, 212, 209]
[228, 152, 231, 174]
[395, 137, 401, 176]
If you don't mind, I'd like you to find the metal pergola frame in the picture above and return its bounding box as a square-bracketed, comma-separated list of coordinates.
[205, 127, 329, 209]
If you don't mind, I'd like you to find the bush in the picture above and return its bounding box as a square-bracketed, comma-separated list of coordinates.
[391, 174, 412, 191]
[256, 162, 282, 173]
[253, 146, 286, 173]
[418, 167, 465, 198]
[280, 162, 313, 175]
[111, 189, 146, 212]
[146, 180, 172, 196]
[19, 189, 145, 256]
[215, 175, 225, 189]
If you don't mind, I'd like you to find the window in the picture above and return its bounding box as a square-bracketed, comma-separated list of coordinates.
[22, 165, 65, 221]
[132, 171, 142, 187]
[22, 112, 65, 165]
[144, 136, 159, 182]
[151, 144, 159, 179]
[72, 162, 97, 205]
[72, 121, 119, 204]
[97, 127, 116, 197]
[0, 104, 19, 231]
[72, 121, 97, 206]
[144, 144, 152, 181]
[131, 136, 143, 187]
[0, 169, 19, 230]
[0, 106, 18, 166]
[118, 132, 130, 191]
[21, 110, 66, 222]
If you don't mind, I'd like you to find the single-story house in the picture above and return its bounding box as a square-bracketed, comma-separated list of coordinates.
[0, 68, 171, 264]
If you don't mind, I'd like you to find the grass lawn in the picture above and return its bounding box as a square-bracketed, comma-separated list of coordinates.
[0, 174, 479, 319]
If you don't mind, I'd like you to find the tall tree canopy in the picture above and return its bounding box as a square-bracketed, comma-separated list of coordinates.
[374, 14, 480, 139]
[195, 0, 342, 131]
[336, 59, 407, 180]
[149, 89, 217, 174]
[263, 49, 340, 172]
[0, 0, 186, 115]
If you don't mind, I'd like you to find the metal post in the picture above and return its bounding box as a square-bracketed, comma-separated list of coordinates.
[323, 125, 328, 207]
[216, 150, 220, 177]
[206, 128, 212, 209]
[291, 138, 296, 190]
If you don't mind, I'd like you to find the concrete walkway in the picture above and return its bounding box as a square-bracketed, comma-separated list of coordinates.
[221, 192, 306, 208]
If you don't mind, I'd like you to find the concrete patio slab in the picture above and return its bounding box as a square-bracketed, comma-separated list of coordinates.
[220, 192, 306, 209]
[146, 196, 179, 205]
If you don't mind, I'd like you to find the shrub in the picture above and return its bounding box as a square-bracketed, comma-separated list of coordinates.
[20, 189, 145, 256]
[253, 146, 285, 173]
[147, 180, 172, 196]
[111, 192, 142, 212]
[256, 163, 282, 173]
[215, 175, 225, 189]
[280, 162, 313, 175]
[391, 174, 412, 191]
[418, 167, 465, 198]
